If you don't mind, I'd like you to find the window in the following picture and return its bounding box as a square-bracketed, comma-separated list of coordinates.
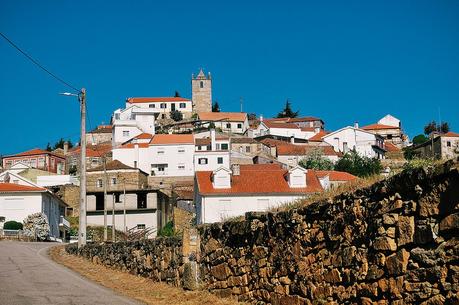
[246, 146, 251, 153]
[38, 158, 45, 168]
[226, 123, 231, 129]
[217, 157, 223, 164]
[111, 177, 117, 185]
[6, 161, 12, 167]
[160, 103, 167, 109]
[157, 149, 165, 154]
[114, 193, 121, 203]
[30, 159, 37, 168]
[96, 179, 103, 188]
[387, 134, 393, 140]
[178, 164, 185, 170]
[221, 143, 229, 150]
[134, 161, 137, 168]
[237, 123, 242, 129]
[137, 224, 146, 230]
[115, 113, 120, 120]
[198, 158, 208, 165]
[178, 147, 185, 153]
[51, 158, 55, 168]
[216, 143, 220, 150]
[149, 104, 155, 108]
[123, 130, 130, 137]
[91, 159, 99, 166]
[206, 145, 212, 151]
[161, 114, 166, 119]
[179, 103, 186, 108]
[200, 81, 204, 88]
[447, 141, 451, 147]
[197, 146, 202, 151]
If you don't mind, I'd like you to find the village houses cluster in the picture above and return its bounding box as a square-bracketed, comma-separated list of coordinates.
[1, 69, 459, 240]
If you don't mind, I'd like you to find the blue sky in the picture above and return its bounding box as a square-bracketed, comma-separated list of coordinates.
[1, 0, 458, 155]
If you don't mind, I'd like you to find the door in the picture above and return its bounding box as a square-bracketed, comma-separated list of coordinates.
[171, 103, 176, 111]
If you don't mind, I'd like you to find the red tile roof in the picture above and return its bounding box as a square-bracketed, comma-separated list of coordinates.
[308, 130, 329, 142]
[87, 160, 136, 172]
[5, 148, 64, 159]
[276, 144, 338, 156]
[362, 123, 399, 130]
[0, 183, 45, 193]
[195, 136, 229, 146]
[134, 133, 153, 140]
[443, 131, 459, 137]
[119, 143, 150, 149]
[300, 127, 315, 132]
[263, 121, 299, 129]
[127, 97, 190, 103]
[196, 164, 323, 196]
[150, 134, 194, 145]
[315, 170, 357, 182]
[259, 138, 293, 147]
[384, 142, 400, 152]
[198, 112, 247, 122]
[68, 144, 112, 157]
[265, 117, 321, 123]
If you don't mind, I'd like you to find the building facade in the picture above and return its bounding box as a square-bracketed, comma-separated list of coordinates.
[412, 132, 459, 160]
[192, 68, 212, 113]
[198, 112, 249, 134]
[125, 97, 193, 120]
[111, 105, 156, 145]
[2, 148, 66, 174]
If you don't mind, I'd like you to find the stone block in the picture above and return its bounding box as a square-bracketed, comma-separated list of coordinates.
[373, 236, 397, 251]
[397, 216, 415, 246]
[386, 249, 409, 276]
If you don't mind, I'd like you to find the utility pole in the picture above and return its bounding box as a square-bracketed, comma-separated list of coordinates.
[103, 156, 108, 241]
[112, 194, 116, 242]
[123, 178, 126, 234]
[240, 96, 243, 113]
[78, 88, 87, 248]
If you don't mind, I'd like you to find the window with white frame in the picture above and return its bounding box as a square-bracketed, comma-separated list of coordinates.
[178, 147, 185, 153]
[226, 123, 231, 129]
[38, 158, 45, 168]
[198, 158, 208, 165]
[178, 164, 185, 170]
[217, 157, 223, 164]
[179, 103, 186, 108]
[221, 143, 229, 150]
[149, 104, 155, 108]
[160, 103, 167, 109]
[237, 123, 242, 129]
[111, 177, 117, 185]
[157, 149, 165, 154]
[123, 130, 130, 137]
[96, 179, 103, 187]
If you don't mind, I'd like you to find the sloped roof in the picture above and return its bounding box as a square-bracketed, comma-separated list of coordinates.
[196, 164, 323, 196]
[308, 130, 329, 142]
[230, 137, 258, 144]
[263, 121, 299, 129]
[362, 123, 400, 130]
[87, 160, 135, 172]
[127, 97, 191, 104]
[68, 144, 112, 158]
[118, 143, 150, 149]
[0, 183, 45, 193]
[150, 134, 194, 145]
[89, 125, 113, 134]
[443, 131, 459, 137]
[133, 133, 153, 140]
[4, 148, 64, 159]
[198, 112, 247, 122]
[384, 142, 401, 152]
[315, 170, 357, 182]
[195, 136, 229, 146]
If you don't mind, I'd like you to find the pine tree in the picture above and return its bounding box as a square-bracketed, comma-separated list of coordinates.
[277, 100, 299, 118]
[212, 101, 220, 112]
[174, 91, 181, 97]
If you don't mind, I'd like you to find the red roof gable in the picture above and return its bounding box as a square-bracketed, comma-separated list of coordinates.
[308, 130, 329, 142]
[0, 183, 45, 193]
[127, 97, 191, 103]
[263, 121, 299, 129]
[443, 131, 459, 137]
[5, 148, 64, 159]
[196, 164, 323, 196]
[384, 142, 400, 152]
[362, 123, 399, 130]
[150, 134, 194, 145]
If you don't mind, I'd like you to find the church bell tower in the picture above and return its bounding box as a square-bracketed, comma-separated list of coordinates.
[191, 68, 212, 113]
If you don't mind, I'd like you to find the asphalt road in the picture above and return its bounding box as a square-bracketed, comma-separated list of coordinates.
[0, 241, 141, 305]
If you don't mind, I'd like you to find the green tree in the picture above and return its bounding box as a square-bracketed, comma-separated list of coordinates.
[440, 122, 450, 133]
[247, 113, 257, 121]
[208, 122, 216, 129]
[212, 101, 220, 112]
[298, 148, 334, 170]
[170, 110, 183, 122]
[412, 134, 428, 145]
[334, 150, 382, 177]
[45, 142, 52, 151]
[52, 138, 73, 150]
[277, 99, 299, 118]
[424, 121, 450, 135]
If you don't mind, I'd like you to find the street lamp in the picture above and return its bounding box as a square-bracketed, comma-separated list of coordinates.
[60, 88, 87, 248]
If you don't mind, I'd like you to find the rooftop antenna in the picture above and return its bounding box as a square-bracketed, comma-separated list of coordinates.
[240, 96, 243, 113]
[438, 107, 442, 132]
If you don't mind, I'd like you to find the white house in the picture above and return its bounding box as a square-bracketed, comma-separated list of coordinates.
[0, 171, 69, 239]
[250, 121, 320, 140]
[198, 112, 249, 134]
[112, 105, 156, 145]
[112, 134, 195, 177]
[378, 114, 401, 128]
[276, 144, 340, 167]
[194, 129, 231, 171]
[322, 125, 386, 159]
[194, 164, 324, 224]
[125, 97, 193, 120]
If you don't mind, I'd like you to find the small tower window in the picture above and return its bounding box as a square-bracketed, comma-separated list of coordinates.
[200, 81, 204, 88]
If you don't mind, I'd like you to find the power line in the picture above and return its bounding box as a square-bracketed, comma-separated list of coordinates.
[0, 31, 80, 93]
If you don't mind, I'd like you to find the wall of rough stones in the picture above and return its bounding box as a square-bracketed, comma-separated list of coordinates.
[67, 162, 459, 304]
[198, 162, 459, 304]
[66, 237, 185, 286]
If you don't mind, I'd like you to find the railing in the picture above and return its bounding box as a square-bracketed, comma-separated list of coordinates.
[0, 229, 23, 239]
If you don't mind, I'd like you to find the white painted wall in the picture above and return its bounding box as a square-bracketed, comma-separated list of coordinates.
[322, 127, 383, 158]
[194, 151, 230, 171]
[112, 106, 155, 145]
[378, 114, 400, 128]
[126, 100, 192, 115]
[202, 120, 249, 134]
[149, 144, 194, 177]
[196, 194, 306, 224]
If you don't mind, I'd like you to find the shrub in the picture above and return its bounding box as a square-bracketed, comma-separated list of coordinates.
[3, 220, 23, 230]
[23, 212, 50, 240]
[298, 148, 334, 170]
[334, 150, 382, 177]
[158, 221, 175, 237]
[403, 158, 436, 171]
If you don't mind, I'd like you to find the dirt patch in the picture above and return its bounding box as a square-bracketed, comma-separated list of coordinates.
[49, 245, 244, 305]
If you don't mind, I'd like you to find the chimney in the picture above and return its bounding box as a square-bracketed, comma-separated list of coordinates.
[354, 122, 359, 129]
[231, 164, 240, 176]
[314, 127, 321, 134]
[63, 141, 69, 155]
[210, 129, 216, 151]
[290, 136, 295, 144]
[260, 115, 263, 122]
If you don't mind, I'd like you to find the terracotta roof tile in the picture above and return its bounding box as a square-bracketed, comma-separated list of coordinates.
[68, 144, 112, 157]
[277, 144, 338, 156]
[196, 164, 323, 196]
[195, 136, 229, 146]
[362, 123, 400, 130]
[308, 130, 329, 142]
[263, 121, 299, 129]
[198, 112, 247, 122]
[443, 131, 459, 137]
[0, 183, 45, 193]
[5, 148, 65, 159]
[384, 142, 400, 152]
[150, 134, 194, 145]
[127, 97, 190, 103]
[133, 133, 153, 140]
[87, 160, 135, 172]
[315, 170, 357, 182]
[119, 143, 149, 149]
[230, 137, 258, 144]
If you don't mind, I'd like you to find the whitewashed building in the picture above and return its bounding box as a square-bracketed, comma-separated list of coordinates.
[126, 97, 193, 120]
[194, 129, 231, 171]
[276, 144, 341, 167]
[111, 105, 156, 145]
[198, 112, 249, 134]
[322, 125, 386, 159]
[194, 164, 324, 224]
[0, 171, 69, 239]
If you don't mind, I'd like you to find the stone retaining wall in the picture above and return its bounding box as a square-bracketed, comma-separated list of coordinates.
[68, 162, 459, 304]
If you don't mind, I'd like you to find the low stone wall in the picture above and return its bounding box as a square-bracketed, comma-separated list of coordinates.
[66, 237, 185, 286]
[198, 163, 459, 304]
[67, 162, 459, 304]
